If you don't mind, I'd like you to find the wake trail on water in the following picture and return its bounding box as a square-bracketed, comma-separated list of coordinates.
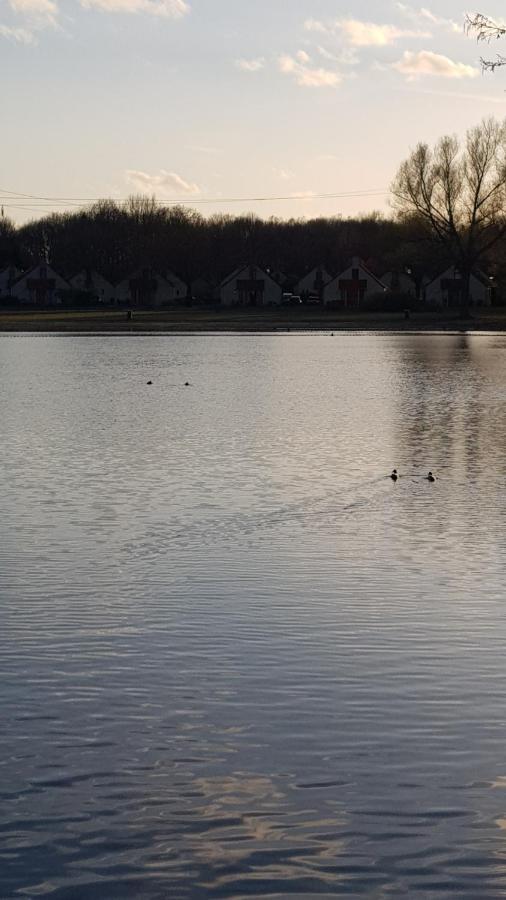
[123, 475, 394, 558]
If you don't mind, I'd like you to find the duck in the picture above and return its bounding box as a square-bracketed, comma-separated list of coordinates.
[390, 469, 398, 482]
[147, 380, 153, 385]
[427, 471, 435, 482]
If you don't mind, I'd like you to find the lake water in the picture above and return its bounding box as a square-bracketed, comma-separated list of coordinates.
[2, 332, 506, 899]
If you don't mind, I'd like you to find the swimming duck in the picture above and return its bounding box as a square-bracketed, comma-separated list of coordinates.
[147, 380, 153, 385]
[427, 471, 435, 482]
[390, 469, 398, 482]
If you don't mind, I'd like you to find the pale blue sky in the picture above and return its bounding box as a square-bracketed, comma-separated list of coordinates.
[1, 0, 505, 223]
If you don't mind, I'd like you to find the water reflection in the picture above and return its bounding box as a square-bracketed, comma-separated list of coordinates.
[3, 334, 506, 897]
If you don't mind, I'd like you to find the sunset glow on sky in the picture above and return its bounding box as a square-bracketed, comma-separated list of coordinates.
[2, 0, 506, 222]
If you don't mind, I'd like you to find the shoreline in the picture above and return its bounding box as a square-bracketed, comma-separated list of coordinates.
[0, 308, 506, 336]
[1, 306, 506, 333]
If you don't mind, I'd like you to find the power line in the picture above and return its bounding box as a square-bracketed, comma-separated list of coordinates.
[0, 185, 389, 209]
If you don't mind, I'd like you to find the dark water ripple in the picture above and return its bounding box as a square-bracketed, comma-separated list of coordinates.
[3, 334, 506, 897]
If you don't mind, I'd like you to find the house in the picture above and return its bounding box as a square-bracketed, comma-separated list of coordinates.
[115, 268, 185, 307]
[220, 265, 283, 306]
[268, 269, 288, 287]
[295, 266, 332, 303]
[323, 257, 387, 307]
[425, 267, 491, 307]
[0, 266, 22, 299]
[10, 263, 69, 304]
[70, 269, 115, 304]
[160, 269, 188, 302]
[381, 271, 417, 297]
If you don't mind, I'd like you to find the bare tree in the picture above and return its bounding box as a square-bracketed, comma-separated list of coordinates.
[466, 13, 506, 71]
[391, 118, 506, 313]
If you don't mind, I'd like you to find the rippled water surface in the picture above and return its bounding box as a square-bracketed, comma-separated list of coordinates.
[3, 332, 506, 899]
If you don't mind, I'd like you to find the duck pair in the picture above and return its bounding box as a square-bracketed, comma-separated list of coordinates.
[390, 470, 435, 482]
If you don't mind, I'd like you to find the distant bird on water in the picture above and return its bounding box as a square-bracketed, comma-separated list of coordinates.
[147, 380, 153, 385]
[390, 469, 398, 482]
[427, 471, 435, 482]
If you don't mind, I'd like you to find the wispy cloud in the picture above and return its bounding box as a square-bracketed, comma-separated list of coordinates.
[393, 50, 478, 80]
[0, 21, 36, 42]
[9, 0, 58, 19]
[305, 17, 429, 46]
[81, 0, 189, 18]
[126, 169, 200, 195]
[236, 57, 265, 72]
[0, 0, 59, 44]
[278, 52, 342, 87]
[316, 44, 359, 66]
[396, 4, 461, 35]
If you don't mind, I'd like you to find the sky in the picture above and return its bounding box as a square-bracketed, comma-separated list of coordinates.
[1, 0, 506, 224]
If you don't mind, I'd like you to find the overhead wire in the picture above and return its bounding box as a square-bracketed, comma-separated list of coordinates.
[0, 185, 389, 212]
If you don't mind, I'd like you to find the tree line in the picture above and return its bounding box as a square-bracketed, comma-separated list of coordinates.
[2, 116, 506, 309]
[0, 199, 481, 296]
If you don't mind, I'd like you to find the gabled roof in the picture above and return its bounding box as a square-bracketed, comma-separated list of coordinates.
[10, 263, 70, 288]
[326, 258, 386, 291]
[296, 265, 333, 287]
[159, 268, 187, 286]
[425, 266, 489, 289]
[220, 264, 280, 289]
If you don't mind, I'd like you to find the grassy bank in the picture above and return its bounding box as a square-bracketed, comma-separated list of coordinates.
[1, 305, 506, 333]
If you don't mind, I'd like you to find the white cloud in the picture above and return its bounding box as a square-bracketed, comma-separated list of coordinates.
[278, 54, 342, 87]
[393, 50, 478, 80]
[296, 49, 310, 63]
[305, 16, 428, 45]
[236, 57, 264, 72]
[334, 18, 429, 46]
[0, 21, 36, 42]
[81, 0, 189, 17]
[126, 169, 200, 195]
[304, 18, 327, 34]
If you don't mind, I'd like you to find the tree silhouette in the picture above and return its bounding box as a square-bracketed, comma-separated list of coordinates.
[466, 13, 506, 71]
[392, 118, 506, 313]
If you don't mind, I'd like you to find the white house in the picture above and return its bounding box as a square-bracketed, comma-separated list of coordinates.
[10, 263, 70, 304]
[220, 265, 283, 306]
[160, 269, 188, 302]
[295, 266, 332, 302]
[70, 269, 115, 303]
[323, 257, 387, 307]
[381, 271, 417, 297]
[0, 266, 22, 299]
[425, 267, 491, 307]
[115, 268, 185, 307]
